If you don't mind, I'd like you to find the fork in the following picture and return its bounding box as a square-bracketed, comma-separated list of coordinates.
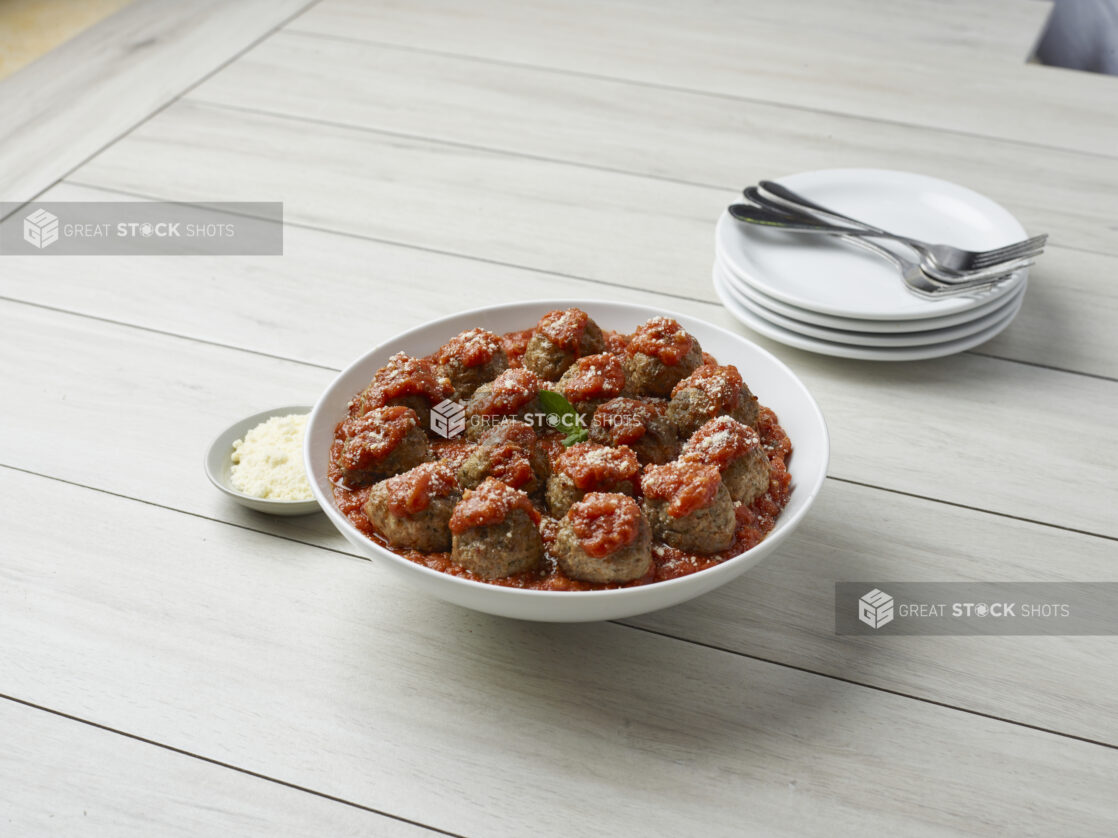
[844, 236, 1028, 300]
[730, 200, 1034, 287]
[727, 204, 1031, 299]
[751, 181, 1046, 275]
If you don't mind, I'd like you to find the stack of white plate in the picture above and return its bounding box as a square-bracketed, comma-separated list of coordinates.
[714, 169, 1030, 361]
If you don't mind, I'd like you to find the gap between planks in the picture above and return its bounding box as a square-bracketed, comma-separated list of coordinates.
[2, 457, 1115, 753]
[47, 180, 1118, 387]
[269, 28, 1118, 165]
[0, 692, 466, 838]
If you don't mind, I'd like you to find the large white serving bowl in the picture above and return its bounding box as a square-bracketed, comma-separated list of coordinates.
[305, 300, 829, 622]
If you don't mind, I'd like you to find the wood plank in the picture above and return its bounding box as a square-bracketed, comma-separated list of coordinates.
[4, 184, 1116, 382]
[630, 479, 1118, 746]
[975, 245, 1118, 377]
[68, 100, 720, 303]
[0, 0, 316, 205]
[3, 466, 1117, 837]
[0, 268, 1114, 534]
[187, 31, 1118, 258]
[0, 300, 1117, 744]
[0, 700, 434, 837]
[60, 104, 1118, 379]
[291, 0, 1054, 70]
[290, 0, 1117, 156]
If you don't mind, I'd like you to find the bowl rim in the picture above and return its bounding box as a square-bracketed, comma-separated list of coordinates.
[305, 299, 829, 599]
[205, 404, 320, 507]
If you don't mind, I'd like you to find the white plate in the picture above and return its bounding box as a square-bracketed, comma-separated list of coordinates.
[717, 169, 1029, 320]
[715, 261, 1027, 348]
[306, 300, 829, 623]
[714, 268, 1020, 361]
[716, 249, 1027, 333]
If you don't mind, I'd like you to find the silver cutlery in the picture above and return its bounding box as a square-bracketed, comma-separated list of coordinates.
[751, 180, 1046, 277]
[727, 203, 1030, 299]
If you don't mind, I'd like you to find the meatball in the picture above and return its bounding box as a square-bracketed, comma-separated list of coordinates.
[336, 406, 430, 486]
[553, 493, 652, 584]
[641, 461, 735, 554]
[465, 368, 544, 441]
[555, 353, 626, 420]
[457, 420, 550, 496]
[449, 478, 543, 578]
[589, 397, 678, 465]
[623, 317, 703, 397]
[349, 351, 453, 431]
[679, 416, 770, 505]
[522, 308, 607, 380]
[363, 462, 461, 551]
[666, 364, 759, 440]
[546, 442, 641, 518]
[433, 328, 509, 400]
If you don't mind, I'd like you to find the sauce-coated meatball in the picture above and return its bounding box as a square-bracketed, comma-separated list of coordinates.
[457, 421, 550, 495]
[641, 462, 735, 554]
[545, 442, 641, 518]
[336, 406, 430, 486]
[364, 462, 460, 551]
[433, 328, 509, 400]
[449, 478, 543, 578]
[553, 493, 652, 584]
[679, 416, 770, 505]
[588, 397, 678, 465]
[349, 352, 453, 431]
[465, 368, 544, 441]
[667, 363, 759, 440]
[522, 308, 607, 380]
[555, 353, 626, 420]
[623, 317, 703, 397]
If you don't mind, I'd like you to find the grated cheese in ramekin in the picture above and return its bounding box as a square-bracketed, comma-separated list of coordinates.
[230, 414, 313, 500]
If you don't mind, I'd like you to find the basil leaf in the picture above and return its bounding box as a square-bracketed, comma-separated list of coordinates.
[562, 428, 589, 447]
[538, 389, 574, 417]
[539, 390, 589, 446]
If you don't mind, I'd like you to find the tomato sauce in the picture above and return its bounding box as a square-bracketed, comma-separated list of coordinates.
[329, 318, 795, 591]
[642, 461, 722, 518]
[501, 329, 533, 368]
[484, 443, 535, 489]
[384, 462, 457, 517]
[467, 368, 540, 417]
[448, 478, 541, 533]
[552, 443, 640, 491]
[433, 327, 504, 368]
[350, 352, 451, 416]
[672, 363, 744, 411]
[590, 398, 660, 446]
[626, 316, 695, 366]
[679, 415, 761, 469]
[336, 406, 417, 473]
[429, 438, 475, 469]
[559, 353, 626, 404]
[567, 493, 643, 558]
[537, 308, 589, 352]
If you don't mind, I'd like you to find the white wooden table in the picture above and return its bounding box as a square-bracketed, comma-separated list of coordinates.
[2, 1, 1117, 835]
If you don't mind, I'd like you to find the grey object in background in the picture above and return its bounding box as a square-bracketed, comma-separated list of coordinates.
[1035, 0, 1118, 75]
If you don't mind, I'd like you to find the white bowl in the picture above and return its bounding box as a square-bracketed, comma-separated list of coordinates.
[305, 300, 829, 622]
[206, 405, 322, 516]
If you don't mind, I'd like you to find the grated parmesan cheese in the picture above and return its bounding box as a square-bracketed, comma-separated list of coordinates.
[230, 413, 313, 500]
